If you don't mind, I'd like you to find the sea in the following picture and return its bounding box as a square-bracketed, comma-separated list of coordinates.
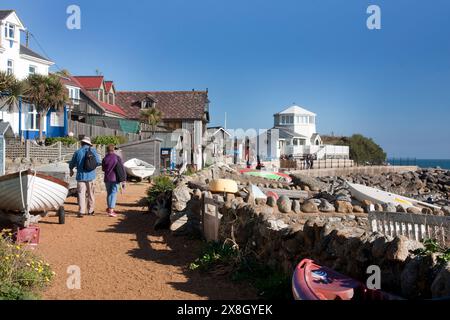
[388, 159, 450, 170]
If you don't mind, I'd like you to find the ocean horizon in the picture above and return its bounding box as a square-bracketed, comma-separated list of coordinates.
[388, 159, 450, 170]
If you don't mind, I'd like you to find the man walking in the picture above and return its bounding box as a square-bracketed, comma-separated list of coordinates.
[69, 137, 102, 218]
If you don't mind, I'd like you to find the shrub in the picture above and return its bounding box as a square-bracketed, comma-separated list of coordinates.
[0, 230, 54, 300]
[45, 137, 78, 146]
[92, 135, 127, 146]
[147, 175, 175, 204]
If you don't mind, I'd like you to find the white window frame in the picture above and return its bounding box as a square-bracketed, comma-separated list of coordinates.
[5, 23, 15, 40]
[7, 60, 14, 75]
[25, 104, 40, 131]
[29, 65, 36, 75]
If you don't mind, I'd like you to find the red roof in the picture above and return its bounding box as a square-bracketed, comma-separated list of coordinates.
[99, 101, 127, 117]
[73, 76, 104, 90]
[104, 81, 114, 92]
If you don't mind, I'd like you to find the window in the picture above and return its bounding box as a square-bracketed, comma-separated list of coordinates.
[69, 88, 80, 105]
[29, 65, 36, 75]
[141, 98, 156, 109]
[5, 23, 15, 39]
[25, 104, 40, 131]
[7, 60, 13, 75]
[50, 112, 64, 127]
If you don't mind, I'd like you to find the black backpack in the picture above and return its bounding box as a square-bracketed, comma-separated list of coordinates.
[83, 147, 98, 172]
[114, 157, 127, 182]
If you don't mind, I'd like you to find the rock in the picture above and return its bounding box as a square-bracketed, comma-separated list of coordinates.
[267, 196, 277, 208]
[375, 203, 383, 211]
[318, 199, 335, 213]
[371, 235, 389, 258]
[396, 205, 406, 213]
[277, 195, 292, 213]
[172, 185, 192, 211]
[301, 200, 319, 213]
[422, 207, 433, 215]
[442, 206, 450, 216]
[431, 263, 450, 298]
[386, 236, 423, 262]
[401, 255, 436, 299]
[302, 185, 310, 192]
[290, 173, 327, 192]
[255, 198, 266, 206]
[352, 205, 365, 213]
[382, 202, 397, 213]
[406, 206, 422, 214]
[292, 200, 302, 214]
[335, 201, 353, 214]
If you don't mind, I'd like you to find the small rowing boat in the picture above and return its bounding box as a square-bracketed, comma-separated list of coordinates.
[347, 182, 441, 210]
[239, 169, 292, 183]
[292, 259, 402, 300]
[0, 170, 69, 214]
[124, 158, 156, 179]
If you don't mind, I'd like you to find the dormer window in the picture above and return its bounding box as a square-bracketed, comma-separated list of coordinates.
[5, 23, 15, 40]
[7, 60, 13, 75]
[141, 97, 156, 109]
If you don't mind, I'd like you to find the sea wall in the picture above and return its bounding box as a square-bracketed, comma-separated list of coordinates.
[161, 164, 450, 299]
[291, 165, 419, 178]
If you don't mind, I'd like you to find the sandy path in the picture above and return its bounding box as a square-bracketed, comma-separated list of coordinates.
[36, 183, 256, 300]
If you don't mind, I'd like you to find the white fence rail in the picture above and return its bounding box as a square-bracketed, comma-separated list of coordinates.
[288, 144, 350, 160]
[369, 211, 450, 246]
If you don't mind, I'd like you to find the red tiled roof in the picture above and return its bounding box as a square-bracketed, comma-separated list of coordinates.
[99, 101, 127, 117]
[73, 76, 104, 90]
[104, 81, 114, 92]
[116, 91, 209, 121]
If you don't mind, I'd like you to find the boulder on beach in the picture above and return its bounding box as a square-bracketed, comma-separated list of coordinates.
[301, 200, 319, 213]
[290, 173, 328, 192]
[277, 195, 292, 213]
[335, 200, 353, 214]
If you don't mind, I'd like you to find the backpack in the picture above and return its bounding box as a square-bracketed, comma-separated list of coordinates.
[83, 147, 98, 172]
[114, 157, 127, 182]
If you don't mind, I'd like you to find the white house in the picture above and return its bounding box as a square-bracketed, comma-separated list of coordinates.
[0, 10, 55, 139]
[261, 105, 349, 160]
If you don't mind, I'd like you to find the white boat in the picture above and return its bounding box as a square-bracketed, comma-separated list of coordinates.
[123, 158, 156, 179]
[347, 182, 441, 210]
[0, 170, 69, 227]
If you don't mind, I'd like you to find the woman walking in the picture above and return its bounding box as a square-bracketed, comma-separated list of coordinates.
[102, 144, 126, 217]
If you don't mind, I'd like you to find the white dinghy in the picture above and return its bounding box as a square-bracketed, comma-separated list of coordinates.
[347, 182, 441, 210]
[123, 158, 156, 179]
[0, 170, 69, 226]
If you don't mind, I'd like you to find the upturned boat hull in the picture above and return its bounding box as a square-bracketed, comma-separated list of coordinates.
[124, 158, 156, 179]
[0, 170, 69, 213]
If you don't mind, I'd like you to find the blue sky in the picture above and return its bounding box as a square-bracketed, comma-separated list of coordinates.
[4, 0, 450, 158]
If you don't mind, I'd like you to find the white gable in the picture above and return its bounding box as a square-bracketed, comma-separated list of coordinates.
[2, 11, 25, 30]
[278, 105, 316, 116]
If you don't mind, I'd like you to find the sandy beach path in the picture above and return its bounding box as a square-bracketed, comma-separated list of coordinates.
[36, 183, 256, 300]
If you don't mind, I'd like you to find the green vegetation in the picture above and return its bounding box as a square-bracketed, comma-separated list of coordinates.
[189, 242, 291, 299]
[92, 135, 127, 146]
[412, 239, 450, 265]
[45, 137, 78, 146]
[147, 175, 175, 204]
[0, 230, 54, 300]
[322, 134, 386, 165]
[141, 107, 163, 135]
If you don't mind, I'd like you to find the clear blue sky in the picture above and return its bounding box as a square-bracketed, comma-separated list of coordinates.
[4, 0, 450, 158]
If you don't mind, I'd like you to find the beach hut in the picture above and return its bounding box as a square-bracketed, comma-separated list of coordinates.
[0, 122, 14, 176]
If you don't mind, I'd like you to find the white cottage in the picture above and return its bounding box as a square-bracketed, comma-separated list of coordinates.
[0, 10, 55, 138]
[261, 105, 349, 160]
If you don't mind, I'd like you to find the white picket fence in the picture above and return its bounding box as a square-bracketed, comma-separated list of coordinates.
[369, 211, 450, 246]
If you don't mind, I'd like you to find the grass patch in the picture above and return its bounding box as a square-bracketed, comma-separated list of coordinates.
[189, 242, 291, 299]
[0, 230, 55, 300]
[412, 239, 450, 265]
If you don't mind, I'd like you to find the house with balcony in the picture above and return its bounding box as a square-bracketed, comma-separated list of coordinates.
[116, 90, 210, 170]
[0, 10, 71, 139]
[260, 105, 349, 161]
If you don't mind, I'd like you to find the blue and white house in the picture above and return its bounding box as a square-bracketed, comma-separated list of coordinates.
[0, 10, 69, 139]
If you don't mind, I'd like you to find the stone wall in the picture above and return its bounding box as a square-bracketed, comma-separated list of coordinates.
[291, 165, 419, 178]
[165, 164, 450, 299]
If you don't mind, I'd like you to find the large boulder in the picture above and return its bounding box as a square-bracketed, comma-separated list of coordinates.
[335, 200, 353, 214]
[301, 200, 319, 213]
[386, 236, 423, 262]
[277, 195, 292, 213]
[290, 173, 328, 192]
[431, 263, 450, 298]
[172, 185, 192, 211]
[319, 199, 335, 213]
[292, 200, 302, 214]
[382, 202, 397, 213]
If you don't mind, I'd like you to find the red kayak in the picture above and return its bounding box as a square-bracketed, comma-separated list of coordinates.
[292, 259, 403, 300]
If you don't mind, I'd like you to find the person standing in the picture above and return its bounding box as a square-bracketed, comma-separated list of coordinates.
[102, 144, 126, 217]
[69, 137, 102, 218]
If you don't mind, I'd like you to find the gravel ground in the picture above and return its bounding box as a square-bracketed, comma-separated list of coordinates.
[36, 183, 256, 300]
